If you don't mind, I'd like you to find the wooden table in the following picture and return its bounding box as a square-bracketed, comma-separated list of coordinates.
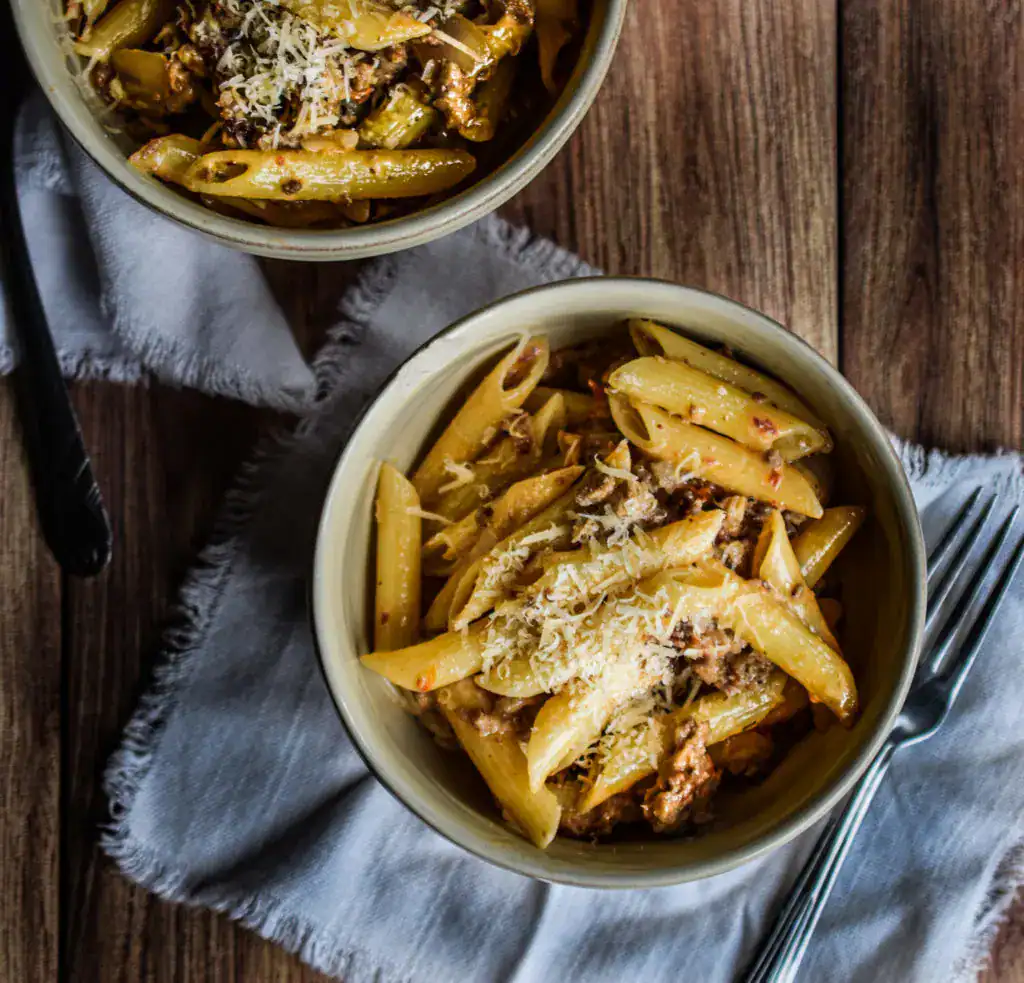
[1, 1, 1022, 980]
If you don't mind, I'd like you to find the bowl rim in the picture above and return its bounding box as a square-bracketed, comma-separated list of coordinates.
[311, 277, 927, 888]
[12, 0, 628, 261]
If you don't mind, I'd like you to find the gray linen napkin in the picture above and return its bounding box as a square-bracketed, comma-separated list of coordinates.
[102, 216, 1024, 983]
[0, 92, 315, 411]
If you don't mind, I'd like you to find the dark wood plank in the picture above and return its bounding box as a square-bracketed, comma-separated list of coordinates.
[61, 264, 333, 983]
[984, 895, 1024, 983]
[61, 1, 838, 978]
[840, 0, 1024, 451]
[503, 0, 838, 360]
[840, 3, 1024, 979]
[0, 381, 60, 983]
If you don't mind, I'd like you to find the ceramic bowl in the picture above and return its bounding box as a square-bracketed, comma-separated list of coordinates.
[312, 277, 926, 888]
[12, 0, 627, 260]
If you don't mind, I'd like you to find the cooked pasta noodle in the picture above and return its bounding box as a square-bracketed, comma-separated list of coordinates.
[361, 323, 866, 847]
[65, 0, 586, 227]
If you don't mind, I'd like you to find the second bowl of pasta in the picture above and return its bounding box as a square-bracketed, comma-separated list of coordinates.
[312, 278, 925, 887]
[13, 0, 626, 259]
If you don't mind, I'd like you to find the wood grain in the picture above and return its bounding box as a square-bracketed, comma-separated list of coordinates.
[841, 1, 1024, 977]
[0, 382, 60, 983]
[840, 0, 1024, 450]
[504, 0, 838, 359]
[60, 264, 333, 983]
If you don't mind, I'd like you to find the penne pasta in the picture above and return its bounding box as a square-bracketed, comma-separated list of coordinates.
[792, 506, 867, 587]
[459, 56, 518, 142]
[72, 0, 584, 229]
[359, 86, 439, 150]
[478, 512, 726, 696]
[649, 563, 857, 724]
[182, 149, 476, 202]
[536, 0, 578, 92]
[74, 0, 175, 59]
[130, 134, 201, 185]
[374, 464, 421, 651]
[580, 671, 787, 812]
[449, 488, 578, 629]
[359, 323, 865, 848]
[82, 0, 113, 32]
[361, 624, 486, 692]
[280, 0, 433, 49]
[430, 392, 566, 522]
[608, 357, 830, 461]
[423, 465, 583, 566]
[628, 319, 822, 424]
[110, 49, 193, 114]
[441, 693, 561, 849]
[412, 337, 550, 504]
[610, 396, 823, 518]
[526, 660, 652, 792]
[523, 387, 600, 428]
[752, 510, 838, 650]
[726, 588, 858, 723]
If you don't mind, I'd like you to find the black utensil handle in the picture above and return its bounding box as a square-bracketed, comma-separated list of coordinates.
[1, 117, 112, 577]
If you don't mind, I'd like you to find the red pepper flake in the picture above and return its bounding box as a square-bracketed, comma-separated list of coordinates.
[416, 668, 437, 692]
[767, 468, 783, 489]
[752, 416, 779, 437]
[380, 611, 390, 625]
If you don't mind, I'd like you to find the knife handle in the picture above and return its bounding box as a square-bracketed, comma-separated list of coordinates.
[1, 112, 112, 578]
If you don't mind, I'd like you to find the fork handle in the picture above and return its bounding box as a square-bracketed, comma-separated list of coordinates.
[742, 738, 898, 983]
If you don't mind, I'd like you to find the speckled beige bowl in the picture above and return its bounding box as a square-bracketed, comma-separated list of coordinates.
[12, 0, 626, 260]
[312, 278, 926, 888]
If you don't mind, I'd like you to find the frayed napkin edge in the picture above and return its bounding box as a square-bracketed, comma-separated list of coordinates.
[99, 216, 595, 983]
[97, 216, 1024, 981]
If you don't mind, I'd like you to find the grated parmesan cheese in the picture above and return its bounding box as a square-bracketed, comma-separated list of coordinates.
[405, 506, 453, 525]
[437, 459, 476, 495]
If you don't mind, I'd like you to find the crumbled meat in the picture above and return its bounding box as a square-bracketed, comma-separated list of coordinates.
[405, 691, 457, 749]
[783, 510, 810, 537]
[176, 43, 207, 77]
[719, 538, 754, 572]
[571, 515, 602, 544]
[725, 650, 775, 692]
[560, 790, 643, 839]
[572, 464, 666, 543]
[614, 474, 666, 527]
[541, 338, 635, 389]
[470, 694, 542, 739]
[575, 471, 618, 508]
[435, 61, 475, 131]
[642, 720, 719, 832]
[670, 625, 772, 694]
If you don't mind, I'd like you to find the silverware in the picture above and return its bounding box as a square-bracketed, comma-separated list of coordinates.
[741, 489, 1024, 983]
[1, 14, 111, 577]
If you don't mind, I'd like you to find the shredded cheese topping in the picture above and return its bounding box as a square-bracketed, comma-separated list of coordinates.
[437, 460, 476, 495]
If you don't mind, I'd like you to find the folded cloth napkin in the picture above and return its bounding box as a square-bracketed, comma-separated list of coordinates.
[100, 215, 1024, 983]
[0, 92, 315, 411]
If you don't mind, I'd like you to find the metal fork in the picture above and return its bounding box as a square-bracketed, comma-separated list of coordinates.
[740, 489, 1024, 983]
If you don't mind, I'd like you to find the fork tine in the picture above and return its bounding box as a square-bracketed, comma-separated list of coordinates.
[922, 508, 1020, 678]
[925, 495, 997, 634]
[927, 487, 983, 582]
[939, 530, 1024, 708]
